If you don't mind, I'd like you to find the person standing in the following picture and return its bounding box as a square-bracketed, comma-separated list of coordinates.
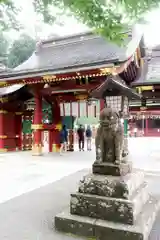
[77, 125, 85, 151]
[86, 125, 92, 151]
[60, 125, 68, 155]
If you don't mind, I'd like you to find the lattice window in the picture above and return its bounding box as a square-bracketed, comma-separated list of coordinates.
[106, 96, 122, 113]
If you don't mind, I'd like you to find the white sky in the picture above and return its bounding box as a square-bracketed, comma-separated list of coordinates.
[9, 0, 160, 47]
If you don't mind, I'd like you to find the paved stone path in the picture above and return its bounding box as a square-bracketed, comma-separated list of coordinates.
[129, 137, 160, 174]
[0, 150, 93, 204]
[0, 169, 159, 240]
[0, 137, 159, 239]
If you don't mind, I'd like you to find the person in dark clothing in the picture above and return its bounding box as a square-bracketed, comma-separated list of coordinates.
[86, 125, 92, 151]
[60, 125, 68, 154]
[77, 125, 85, 151]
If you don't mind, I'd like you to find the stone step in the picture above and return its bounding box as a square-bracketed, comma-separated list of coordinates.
[70, 183, 149, 225]
[92, 161, 132, 176]
[79, 170, 145, 199]
[55, 196, 160, 240]
[95, 196, 160, 240]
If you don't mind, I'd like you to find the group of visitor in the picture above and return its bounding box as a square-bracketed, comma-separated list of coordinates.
[77, 125, 92, 151]
[59, 124, 92, 155]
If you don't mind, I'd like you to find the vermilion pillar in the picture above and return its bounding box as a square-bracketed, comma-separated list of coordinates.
[0, 110, 6, 152]
[52, 101, 61, 152]
[100, 99, 105, 111]
[15, 112, 23, 150]
[32, 91, 43, 156]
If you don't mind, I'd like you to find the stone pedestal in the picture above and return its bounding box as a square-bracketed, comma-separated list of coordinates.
[55, 164, 160, 239]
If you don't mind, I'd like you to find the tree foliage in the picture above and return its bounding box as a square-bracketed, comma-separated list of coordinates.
[0, 33, 8, 65]
[7, 34, 36, 68]
[0, 0, 160, 43]
[0, 0, 21, 32]
[33, 0, 160, 43]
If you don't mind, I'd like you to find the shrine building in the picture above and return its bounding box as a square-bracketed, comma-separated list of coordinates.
[130, 45, 160, 136]
[0, 30, 144, 155]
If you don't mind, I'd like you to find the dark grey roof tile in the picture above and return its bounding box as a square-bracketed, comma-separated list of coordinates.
[37, 36, 124, 69]
[2, 30, 143, 78]
[15, 33, 126, 72]
[145, 57, 160, 83]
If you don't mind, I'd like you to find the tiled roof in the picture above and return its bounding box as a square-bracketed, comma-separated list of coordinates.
[136, 47, 160, 85]
[14, 30, 143, 73]
[146, 57, 160, 83]
[0, 28, 144, 82]
[15, 32, 125, 72]
[132, 45, 160, 86]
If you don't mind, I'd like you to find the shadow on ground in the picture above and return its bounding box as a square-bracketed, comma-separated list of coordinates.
[0, 169, 159, 240]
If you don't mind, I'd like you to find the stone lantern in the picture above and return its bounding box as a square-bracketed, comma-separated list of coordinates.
[55, 76, 159, 240]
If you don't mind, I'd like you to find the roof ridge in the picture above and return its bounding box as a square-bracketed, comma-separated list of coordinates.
[40, 31, 93, 45]
[40, 30, 131, 45]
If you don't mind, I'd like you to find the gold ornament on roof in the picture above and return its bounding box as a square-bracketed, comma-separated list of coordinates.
[43, 75, 56, 81]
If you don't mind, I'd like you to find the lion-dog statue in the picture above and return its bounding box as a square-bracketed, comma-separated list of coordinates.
[95, 107, 124, 164]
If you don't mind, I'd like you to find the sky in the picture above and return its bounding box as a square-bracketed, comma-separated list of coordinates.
[10, 0, 160, 47]
[12, 0, 88, 40]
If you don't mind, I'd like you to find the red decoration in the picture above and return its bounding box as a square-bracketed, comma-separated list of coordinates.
[100, 99, 105, 111]
[0, 112, 4, 150]
[51, 101, 61, 152]
[15, 114, 22, 150]
[33, 91, 43, 152]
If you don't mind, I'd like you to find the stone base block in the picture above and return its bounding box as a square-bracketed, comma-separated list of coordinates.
[79, 170, 145, 199]
[92, 162, 132, 176]
[70, 182, 149, 225]
[95, 197, 160, 240]
[55, 213, 95, 238]
[55, 196, 160, 240]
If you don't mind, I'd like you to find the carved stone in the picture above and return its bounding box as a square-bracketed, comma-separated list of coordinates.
[95, 107, 124, 165]
[70, 182, 148, 225]
[55, 197, 159, 240]
[55, 107, 160, 239]
[78, 171, 145, 199]
[92, 162, 132, 176]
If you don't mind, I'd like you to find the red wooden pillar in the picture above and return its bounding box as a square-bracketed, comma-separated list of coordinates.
[52, 101, 61, 152]
[0, 110, 7, 152]
[100, 99, 105, 111]
[32, 91, 43, 156]
[15, 113, 22, 150]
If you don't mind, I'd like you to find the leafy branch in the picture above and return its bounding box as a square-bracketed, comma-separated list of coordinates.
[33, 0, 160, 43]
[0, 0, 21, 31]
[0, 0, 160, 43]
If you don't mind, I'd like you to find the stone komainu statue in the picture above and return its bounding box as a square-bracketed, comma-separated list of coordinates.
[95, 107, 124, 164]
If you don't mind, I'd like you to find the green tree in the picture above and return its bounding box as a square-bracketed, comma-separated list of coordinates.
[0, 0, 160, 43]
[8, 34, 36, 68]
[0, 33, 8, 65]
[0, 0, 20, 32]
[33, 0, 160, 44]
